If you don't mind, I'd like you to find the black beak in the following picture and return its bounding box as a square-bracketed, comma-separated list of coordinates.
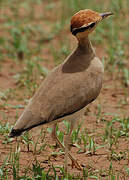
[100, 12, 113, 19]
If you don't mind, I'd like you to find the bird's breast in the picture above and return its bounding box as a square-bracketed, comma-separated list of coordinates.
[29, 57, 104, 123]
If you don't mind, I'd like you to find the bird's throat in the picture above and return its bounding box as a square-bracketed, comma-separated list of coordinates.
[77, 37, 96, 58]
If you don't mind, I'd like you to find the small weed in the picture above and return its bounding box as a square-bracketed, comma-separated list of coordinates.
[33, 128, 46, 154]
[0, 0, 129, 179]
[103, 117, 129, 149]
[71, 123, 82, 144]
[110, 150, 126, 161]
[9, 143, 21, 179]
[0, 156, 9, 179]
[21, 132, 33, 152]
[0, 122, 11, 134]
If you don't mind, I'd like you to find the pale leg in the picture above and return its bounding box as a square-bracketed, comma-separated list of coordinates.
[52, 122, 82, 171]
[64, 120, 74, 172]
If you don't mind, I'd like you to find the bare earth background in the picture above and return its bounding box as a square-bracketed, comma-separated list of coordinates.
[0, 0, 129, 179]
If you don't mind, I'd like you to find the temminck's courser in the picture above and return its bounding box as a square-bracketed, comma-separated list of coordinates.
[9, 9, 113, 171]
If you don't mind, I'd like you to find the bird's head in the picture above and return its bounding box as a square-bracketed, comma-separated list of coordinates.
[71, 9, 113, 39]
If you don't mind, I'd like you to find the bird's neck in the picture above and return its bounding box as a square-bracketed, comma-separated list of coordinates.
[62, 36, 96, 73]
[77, 36, 95, 57]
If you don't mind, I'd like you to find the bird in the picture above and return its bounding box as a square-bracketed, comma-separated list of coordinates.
[9, 9, 113, 171]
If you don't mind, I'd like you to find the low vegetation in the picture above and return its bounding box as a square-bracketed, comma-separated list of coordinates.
[0, 0, 129, 179]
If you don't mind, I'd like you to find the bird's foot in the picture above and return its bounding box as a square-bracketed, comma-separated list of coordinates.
[71, 159, 82, 170]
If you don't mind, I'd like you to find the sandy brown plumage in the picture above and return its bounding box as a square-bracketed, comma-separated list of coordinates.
[9, 9, 113, 171]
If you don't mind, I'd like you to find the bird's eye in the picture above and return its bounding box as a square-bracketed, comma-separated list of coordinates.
[71, 22, 96, 36]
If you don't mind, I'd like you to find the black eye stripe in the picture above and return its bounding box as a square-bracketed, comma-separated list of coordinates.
[89, 22, 96, 28]
[71, 22, 96, 36]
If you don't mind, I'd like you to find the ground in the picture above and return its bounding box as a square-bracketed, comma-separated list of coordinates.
[0, 0, 129, 179]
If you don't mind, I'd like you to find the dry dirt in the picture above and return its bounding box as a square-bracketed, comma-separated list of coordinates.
[0, 47, 129, 179]
[0, 1, 129, 179]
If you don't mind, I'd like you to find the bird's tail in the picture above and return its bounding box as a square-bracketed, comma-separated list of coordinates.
[9, 128, 23, 138]
[9, 109, 46, 138]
